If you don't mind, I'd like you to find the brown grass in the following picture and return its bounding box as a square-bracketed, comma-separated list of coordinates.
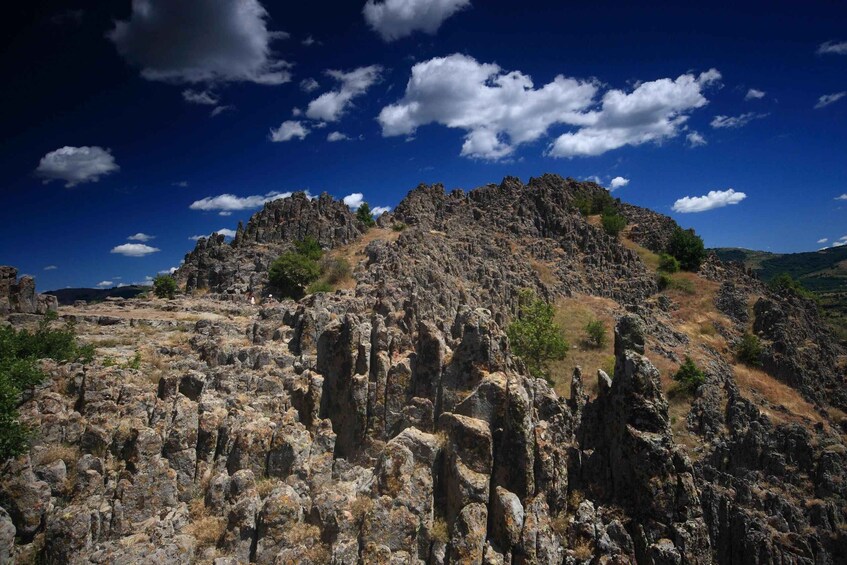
[570, 537, 594, 560]
[33, 445, 79, 467]
[430, 517, 450, 544]
[530, 258, 559, 286]
[621, 235, 661, 272]
[184, 516, 224, 550]
[548, 295, 619, 398]
[733, 363, 825, 426]
[350, 495, 374, 525]
[282, 523, 330, 562]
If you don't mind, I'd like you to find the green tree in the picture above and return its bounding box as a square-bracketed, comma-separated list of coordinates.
[1, 317, 92, 460]
[673, 356, 706, 393]
[666, 228, 706, 272]
[658, 253, 680, 273]
[356, 203, 376, 228]
[294, 236, 323, 261]
[769, 273, 815, 300]
[736, 333, 763, 367]
[507, 290, 569, 382]
[153, 274, 178, 299]
[269, 250, 322, 299]
[584, 319, 607, 348]
[601, 212, 627, 238]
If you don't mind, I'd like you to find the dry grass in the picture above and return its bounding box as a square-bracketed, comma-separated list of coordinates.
[530, 258, 559, 286]
[350, 495, 374, 525]
[621, 235, 661, 272]
[33, 445, 79, 467]
[548, 295, 619, 398]
[733, 363, 825, 426]
[430, 517, 450, 544]
[324, 227, 402, 290]
[184, 516, 225, 550]
[570, 537, 594, 560]
[282, 523, 330, 562]
[256, 478, 280, 498]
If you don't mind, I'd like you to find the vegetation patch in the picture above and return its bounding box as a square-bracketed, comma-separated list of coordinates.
[507, 290, 569, 383]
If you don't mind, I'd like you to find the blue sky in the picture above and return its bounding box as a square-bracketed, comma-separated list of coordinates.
[1, 0, 845, 290]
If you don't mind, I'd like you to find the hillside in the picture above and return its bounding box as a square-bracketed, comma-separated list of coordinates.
[1, 174, 845, 564]
[44, 285, 149, 305]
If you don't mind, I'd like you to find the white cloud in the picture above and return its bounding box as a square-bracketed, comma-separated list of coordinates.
[96, 281, 114, 288]
[189, 228, 237, 240]
[189, 190, 312, 214]
[158, 267, 179, 275]
[210, 105, 234, 117]
[686, 131, 707, 147]
[672, 188, 747, 213]
[833, 240, 847, 248]
[609, 176, 629, 190]
[110, 243, 161, 257]
[363, 0, 471, 41]
[306, 65, 383, 122]
[817, 40, 847, 55]
[710, 112, 767, 128]
[327, 131, 351, 142]
[182, 89, 219, 105]
[128, 232, 154, 242]
[745, 88, 766, 100]
[817, 238, 828, 244]
[814, 92, 846, 109]
[44, 265, 58, 271]
[372, 206, 391, 216]
[35, 146, 120, 187]
[379, 55, 720, 160]
[300, 78, 320, 92]
[269, 120, 309, 142]
[343, 193, 365, 209]
[301, 35, 321, 46]
[836, 194, 847, 200]
[108, 0, 291, 85]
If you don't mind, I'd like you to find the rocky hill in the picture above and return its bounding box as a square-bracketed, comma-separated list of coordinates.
[1, 174, 845, 564]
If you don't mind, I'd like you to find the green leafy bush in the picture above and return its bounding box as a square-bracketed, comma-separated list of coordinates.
[294, 236, 323, 261]
[507, 290, 569, 382]
[657, 273, 671, 291]
[306, 281, 334, 294]
[673, 356, 706, 393]
[666, 228, 706, 272]
[269, 241, 323, 299]
[574, 192, 616, 217]
[658, 253, 680, 273]
[153, 274, 178, 299]
[768, 273, 816, 300]
[601, 212, 627, 238]
[736, 333, 763, 367]
[356, 203, 376, 228]
[584, 319, 607, 348]
[1, 316, 92, 459]
[392, 222, 407, 232]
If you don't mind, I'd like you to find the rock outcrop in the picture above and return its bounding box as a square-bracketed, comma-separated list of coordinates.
[0, 266, 57, 315]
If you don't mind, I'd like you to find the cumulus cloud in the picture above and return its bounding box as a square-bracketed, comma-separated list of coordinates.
[672, 189, 747, 213]
[110, 243, 160, 257]
[269, 120, 310, 142]
[363, 0, 471, 41]
[343, 193, 365, 209]
[710, 112, 767, 128]
[301, 35, 321, 46]
[300, 78, 320, 92]
[182, 89, 219, 105]
[379, 55, 720, 160]
[327, 131, 351, 142]
[686, 131, 707, 147]
[190, 191, 312, 215]
[189, 228, 237, 240]
[128, 233, 154, 242]
[306, 65, 383, 122]
[96, 281, 114, 288]
[814, 92, 846, 109]
[745, 88, 766, 100]
[108, 0, 291, 85]
[609, 176, 629, 190]
[372, 206, 391, 216]
[35, 146, 120, 187]
[44, 265, 58, 271]
[818, 238, 828, 244]
[836, 194, 847, 201]
[817, 40, 847, 55]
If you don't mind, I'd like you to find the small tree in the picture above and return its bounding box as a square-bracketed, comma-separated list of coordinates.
[666, 228, 705, 272]
[269, 251, 321, 299]
[673, 356, 706, 393]
[601, 212, 627, 238]
[153, 274, 177, 299]
[294, 236, 323, 261]
[507, 290, 569, 382]
[658, 253, 680, 273]
[356, 203, 376, 228]
[736, 333, 763, 367]
[769, 273, 815, 300]
[584, 319, 607, 348]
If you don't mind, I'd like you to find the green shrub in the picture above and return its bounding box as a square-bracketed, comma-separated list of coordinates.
[356, 203, 376, 228]
[392, 222, 407, 232]
[1, 317, 92, 459]
[768, 273, 816, 300]
[601, 212, 627, 238]
[269, 248, 322, 299]
[657, 273, 672, 291]
[584, 319, 607, 348]
[125, 351, 142, 370]
[673, 356, 706, 393]
[321, 257, 351, 284]
[666, 228, 706, 272]
[294, 236, 323, 261]
[574, 192, 616, 217]
[658, 253, 680, 273]
[306, 281, 334, 294]
[153, 275, 178, 299]
[507, 290, 569, 382]
[736, 333, 763, 367]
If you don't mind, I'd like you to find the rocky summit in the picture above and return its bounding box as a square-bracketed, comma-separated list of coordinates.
[2, 174, 846, 564]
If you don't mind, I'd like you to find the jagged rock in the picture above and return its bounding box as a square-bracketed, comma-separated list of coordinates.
[0, 266, 57, 315]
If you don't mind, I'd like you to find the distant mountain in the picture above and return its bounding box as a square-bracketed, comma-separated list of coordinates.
[44, 285, 148, 305]
[712, 245, 847, 292]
